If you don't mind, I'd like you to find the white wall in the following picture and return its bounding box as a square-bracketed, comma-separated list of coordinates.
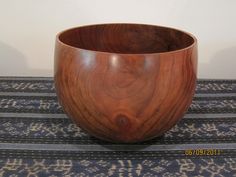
[0, 0, 236, 79]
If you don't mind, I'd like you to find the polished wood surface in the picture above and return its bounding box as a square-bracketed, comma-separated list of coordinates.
[54, 23, 197, 143]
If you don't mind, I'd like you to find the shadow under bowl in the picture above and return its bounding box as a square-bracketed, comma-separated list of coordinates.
[54, 23, 197, 143]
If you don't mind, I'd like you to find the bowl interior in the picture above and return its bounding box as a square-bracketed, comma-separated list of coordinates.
[58, 24, 194, 54]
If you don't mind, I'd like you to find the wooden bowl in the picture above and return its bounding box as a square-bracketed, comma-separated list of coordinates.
[54, 23, 197, 143]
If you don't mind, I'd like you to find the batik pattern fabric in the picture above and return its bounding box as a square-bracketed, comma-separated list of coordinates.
[0, 77, 235, 177]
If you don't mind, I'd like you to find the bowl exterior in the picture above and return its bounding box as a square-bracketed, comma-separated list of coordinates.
[54, 41, 197, 143]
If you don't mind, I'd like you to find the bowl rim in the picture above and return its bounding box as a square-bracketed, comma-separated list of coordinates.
[56, 23, 197, 55]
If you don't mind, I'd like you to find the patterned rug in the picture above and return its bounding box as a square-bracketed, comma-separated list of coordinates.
[0, 77, 235, 177]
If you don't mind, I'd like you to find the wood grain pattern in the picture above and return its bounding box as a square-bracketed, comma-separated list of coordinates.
[54, 23, 197, 143]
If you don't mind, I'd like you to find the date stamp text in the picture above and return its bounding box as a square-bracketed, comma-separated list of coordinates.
[185, 149, 222, 156]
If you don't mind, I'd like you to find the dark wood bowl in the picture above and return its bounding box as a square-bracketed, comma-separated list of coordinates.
[54, 23, 197, 143]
